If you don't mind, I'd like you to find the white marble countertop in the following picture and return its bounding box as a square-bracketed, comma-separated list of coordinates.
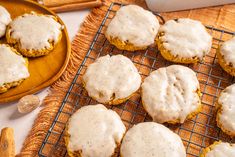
[0, 9, 90, 154]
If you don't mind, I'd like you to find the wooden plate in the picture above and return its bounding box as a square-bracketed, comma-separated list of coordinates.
[0, 0, 71, 103]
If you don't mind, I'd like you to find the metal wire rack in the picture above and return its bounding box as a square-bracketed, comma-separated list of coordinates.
[38, 2, 235, 157]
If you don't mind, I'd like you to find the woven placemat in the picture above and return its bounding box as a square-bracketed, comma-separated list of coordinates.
[18, 0, 235, 156]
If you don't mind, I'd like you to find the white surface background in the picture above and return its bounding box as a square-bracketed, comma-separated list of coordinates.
[0, 10, 90, 154]
[145, 0, 235, 12]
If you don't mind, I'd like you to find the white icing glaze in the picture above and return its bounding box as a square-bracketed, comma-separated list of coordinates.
[205, 142, 235, 157]
[159, 18, 212, 59]
[0, 44, 29, 86]
[8, 13, 62, 50]
[83, 55, 141, 104]
[141, 65, 200, 123]
[120, 122, 186, 157]
[218, 84, 235, 133]
[0, 6, 11, 38]
[220, 37, 235, 67]
[67, 104, 126, 157]
[106, 5, 159, 47]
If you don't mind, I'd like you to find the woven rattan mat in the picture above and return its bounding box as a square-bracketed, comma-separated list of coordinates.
[19, 0, 235, 156]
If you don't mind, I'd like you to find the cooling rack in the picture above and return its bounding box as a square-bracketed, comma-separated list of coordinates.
[38, 2, 235, 157]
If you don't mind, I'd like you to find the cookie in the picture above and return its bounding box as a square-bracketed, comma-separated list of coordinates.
[200, 141, 235, 157]
[216, 83, 235, 136]
[120, 122, 186, 157]
[6, 12, 62, 57]
[65, 104, 126, 157]
[0, 6, 11, 38]
[0, 44, 29, 93]
[82, 54, 141, 105]
[141, 65, 201, 124]
[157, 18, 212, 63]
[105, 5, 160, 51]
[217, 37, 235, 76]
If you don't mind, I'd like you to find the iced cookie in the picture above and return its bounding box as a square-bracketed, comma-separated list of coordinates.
[157, 18, 212, 63]
[0, 6, 11, 38]
[6, 12, 62, 57]
[105, 5, 160, 51]
[141, 65, 201, 124]
[0, 44, 29, 93]
[200, 141, 235, 157]
[217, 37, 235, 76]
[65, 104, 126, 157]
[120, 122, 186, 157]
[82, 55, 141, 105]
[216, 83, 235, 136]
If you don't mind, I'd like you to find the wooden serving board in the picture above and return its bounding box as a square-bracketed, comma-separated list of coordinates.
[0, 0, 71, 103]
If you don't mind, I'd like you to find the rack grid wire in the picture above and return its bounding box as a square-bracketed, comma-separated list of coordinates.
[39, 2, 235, 157]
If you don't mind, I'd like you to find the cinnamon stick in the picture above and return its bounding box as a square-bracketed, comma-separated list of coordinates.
[38, 0, 102, 13]
[0, 128, 15, 157]
[49, 0, 102, 13]
[42, 0, 94, 7]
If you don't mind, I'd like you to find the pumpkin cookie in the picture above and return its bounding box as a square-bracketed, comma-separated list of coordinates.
[0, 44, 29, 93]
[65, 104, 126, 157]
[216, 83, 235, 136]
[0, 6, 11, 38]
[157, 18, 212, 63]
[105, 5, 160, 51]
[200, 141, 235, 157]
[120, 122, 186, 157]
[6, 12, 62, 57]
[217, 37, 235, 76]
[82, 55, 141, 105]
[141, 65, 201, 124]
